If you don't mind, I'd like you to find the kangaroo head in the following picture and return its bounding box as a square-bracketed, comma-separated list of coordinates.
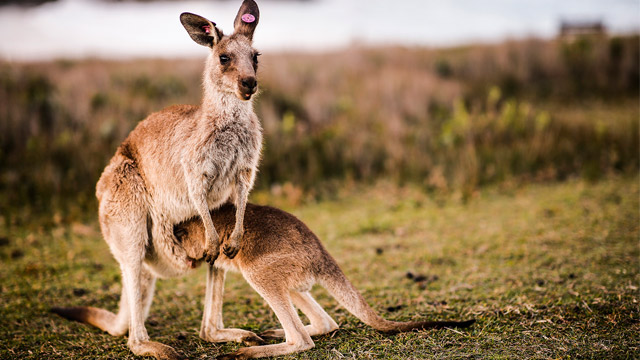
[180, 0, 260, 101]
[174, 218, 206, 269]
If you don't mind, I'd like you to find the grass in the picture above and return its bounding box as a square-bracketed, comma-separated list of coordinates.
[0, 175, 638, 359]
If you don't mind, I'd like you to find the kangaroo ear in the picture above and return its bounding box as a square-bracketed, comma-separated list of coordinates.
[233, 0, 259, 41]
[180, 12, 222, 47]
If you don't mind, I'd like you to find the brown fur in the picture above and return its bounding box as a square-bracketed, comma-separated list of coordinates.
[181, 204, 475, 358]
[53, 203, 474, 359]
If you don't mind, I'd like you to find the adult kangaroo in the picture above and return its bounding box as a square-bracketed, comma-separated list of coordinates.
[77, 1, 263, 358]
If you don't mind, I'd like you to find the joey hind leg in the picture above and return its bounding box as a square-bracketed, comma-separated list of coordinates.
[217, 283, 313, 360]
[200, 265, 264, 346]
[260, 291, 339, 340]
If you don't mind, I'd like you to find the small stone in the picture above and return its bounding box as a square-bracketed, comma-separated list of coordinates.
[413, 274, 427, 282]
[73, 288, 87, 297]
[386, 305, 405, 312]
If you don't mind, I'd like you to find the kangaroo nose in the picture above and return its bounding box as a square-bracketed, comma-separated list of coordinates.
[241, 77, 257, 92]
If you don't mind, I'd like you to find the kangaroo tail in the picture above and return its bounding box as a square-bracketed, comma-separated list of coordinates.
[51, 306, 126, 336]
[318, 260, 475, 333]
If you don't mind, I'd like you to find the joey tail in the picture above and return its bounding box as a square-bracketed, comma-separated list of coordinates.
[318, 259, 475, 333]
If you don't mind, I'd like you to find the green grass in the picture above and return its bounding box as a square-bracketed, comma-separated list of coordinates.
[1, 176, 638, 359]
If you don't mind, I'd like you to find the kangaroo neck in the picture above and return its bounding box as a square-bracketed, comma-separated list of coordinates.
[200, 82, 253, 127]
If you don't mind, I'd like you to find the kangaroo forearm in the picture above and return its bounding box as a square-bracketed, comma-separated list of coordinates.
[200, 205, 220, 245]
[233, 195, 247, 234]
[232, 169, 254, 234]
[232, 182, 250, 236]
[183, 163, 219, 243]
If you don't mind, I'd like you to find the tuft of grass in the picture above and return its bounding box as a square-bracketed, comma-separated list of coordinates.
[0, 176, 637, 358]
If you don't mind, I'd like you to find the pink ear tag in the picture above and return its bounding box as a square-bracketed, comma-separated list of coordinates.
[241, 13, 255, 23]
[202, 25, 211, 34]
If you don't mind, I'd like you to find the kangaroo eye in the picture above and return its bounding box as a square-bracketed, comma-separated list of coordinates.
[219, 55, 231, 65]
[253, 53, 261, 64]
[174, 228, 188, 242]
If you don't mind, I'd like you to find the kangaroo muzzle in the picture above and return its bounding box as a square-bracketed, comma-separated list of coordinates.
[239, 76, 257, 100]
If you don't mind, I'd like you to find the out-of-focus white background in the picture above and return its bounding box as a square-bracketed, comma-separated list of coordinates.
[0, 0, 638, 60]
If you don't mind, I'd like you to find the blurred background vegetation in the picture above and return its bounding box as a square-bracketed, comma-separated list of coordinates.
[0, 34, 638, 220]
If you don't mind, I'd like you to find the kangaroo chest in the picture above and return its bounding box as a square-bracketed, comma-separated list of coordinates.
[199, 119, 261, 201]
[211, 120, 260, 175]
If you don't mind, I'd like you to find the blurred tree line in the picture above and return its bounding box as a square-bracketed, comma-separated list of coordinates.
[0, 35, 638, 218]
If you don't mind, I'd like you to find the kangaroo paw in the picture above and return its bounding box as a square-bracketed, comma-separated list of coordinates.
[203, 248, 220, 265]
[223, 244, 239, 259]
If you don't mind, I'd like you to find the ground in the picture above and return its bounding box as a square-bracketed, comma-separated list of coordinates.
[0, 176, 638, 359]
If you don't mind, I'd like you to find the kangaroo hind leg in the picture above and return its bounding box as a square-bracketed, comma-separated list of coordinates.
[217, 283, 313, 359]
[116, 223, 180, 360]
[99, 158, 181, 360]
[260, 291, 338, 339]
[200, 265, 264, 346]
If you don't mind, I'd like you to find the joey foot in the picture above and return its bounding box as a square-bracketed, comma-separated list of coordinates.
[240, 334, 266, 346]
[200, 328, 265, 346]
[259, 329, 284, 340]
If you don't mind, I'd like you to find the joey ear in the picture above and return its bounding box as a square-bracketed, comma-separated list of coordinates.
[180, 12, 222, 47]
[233, 0, 260, 41]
